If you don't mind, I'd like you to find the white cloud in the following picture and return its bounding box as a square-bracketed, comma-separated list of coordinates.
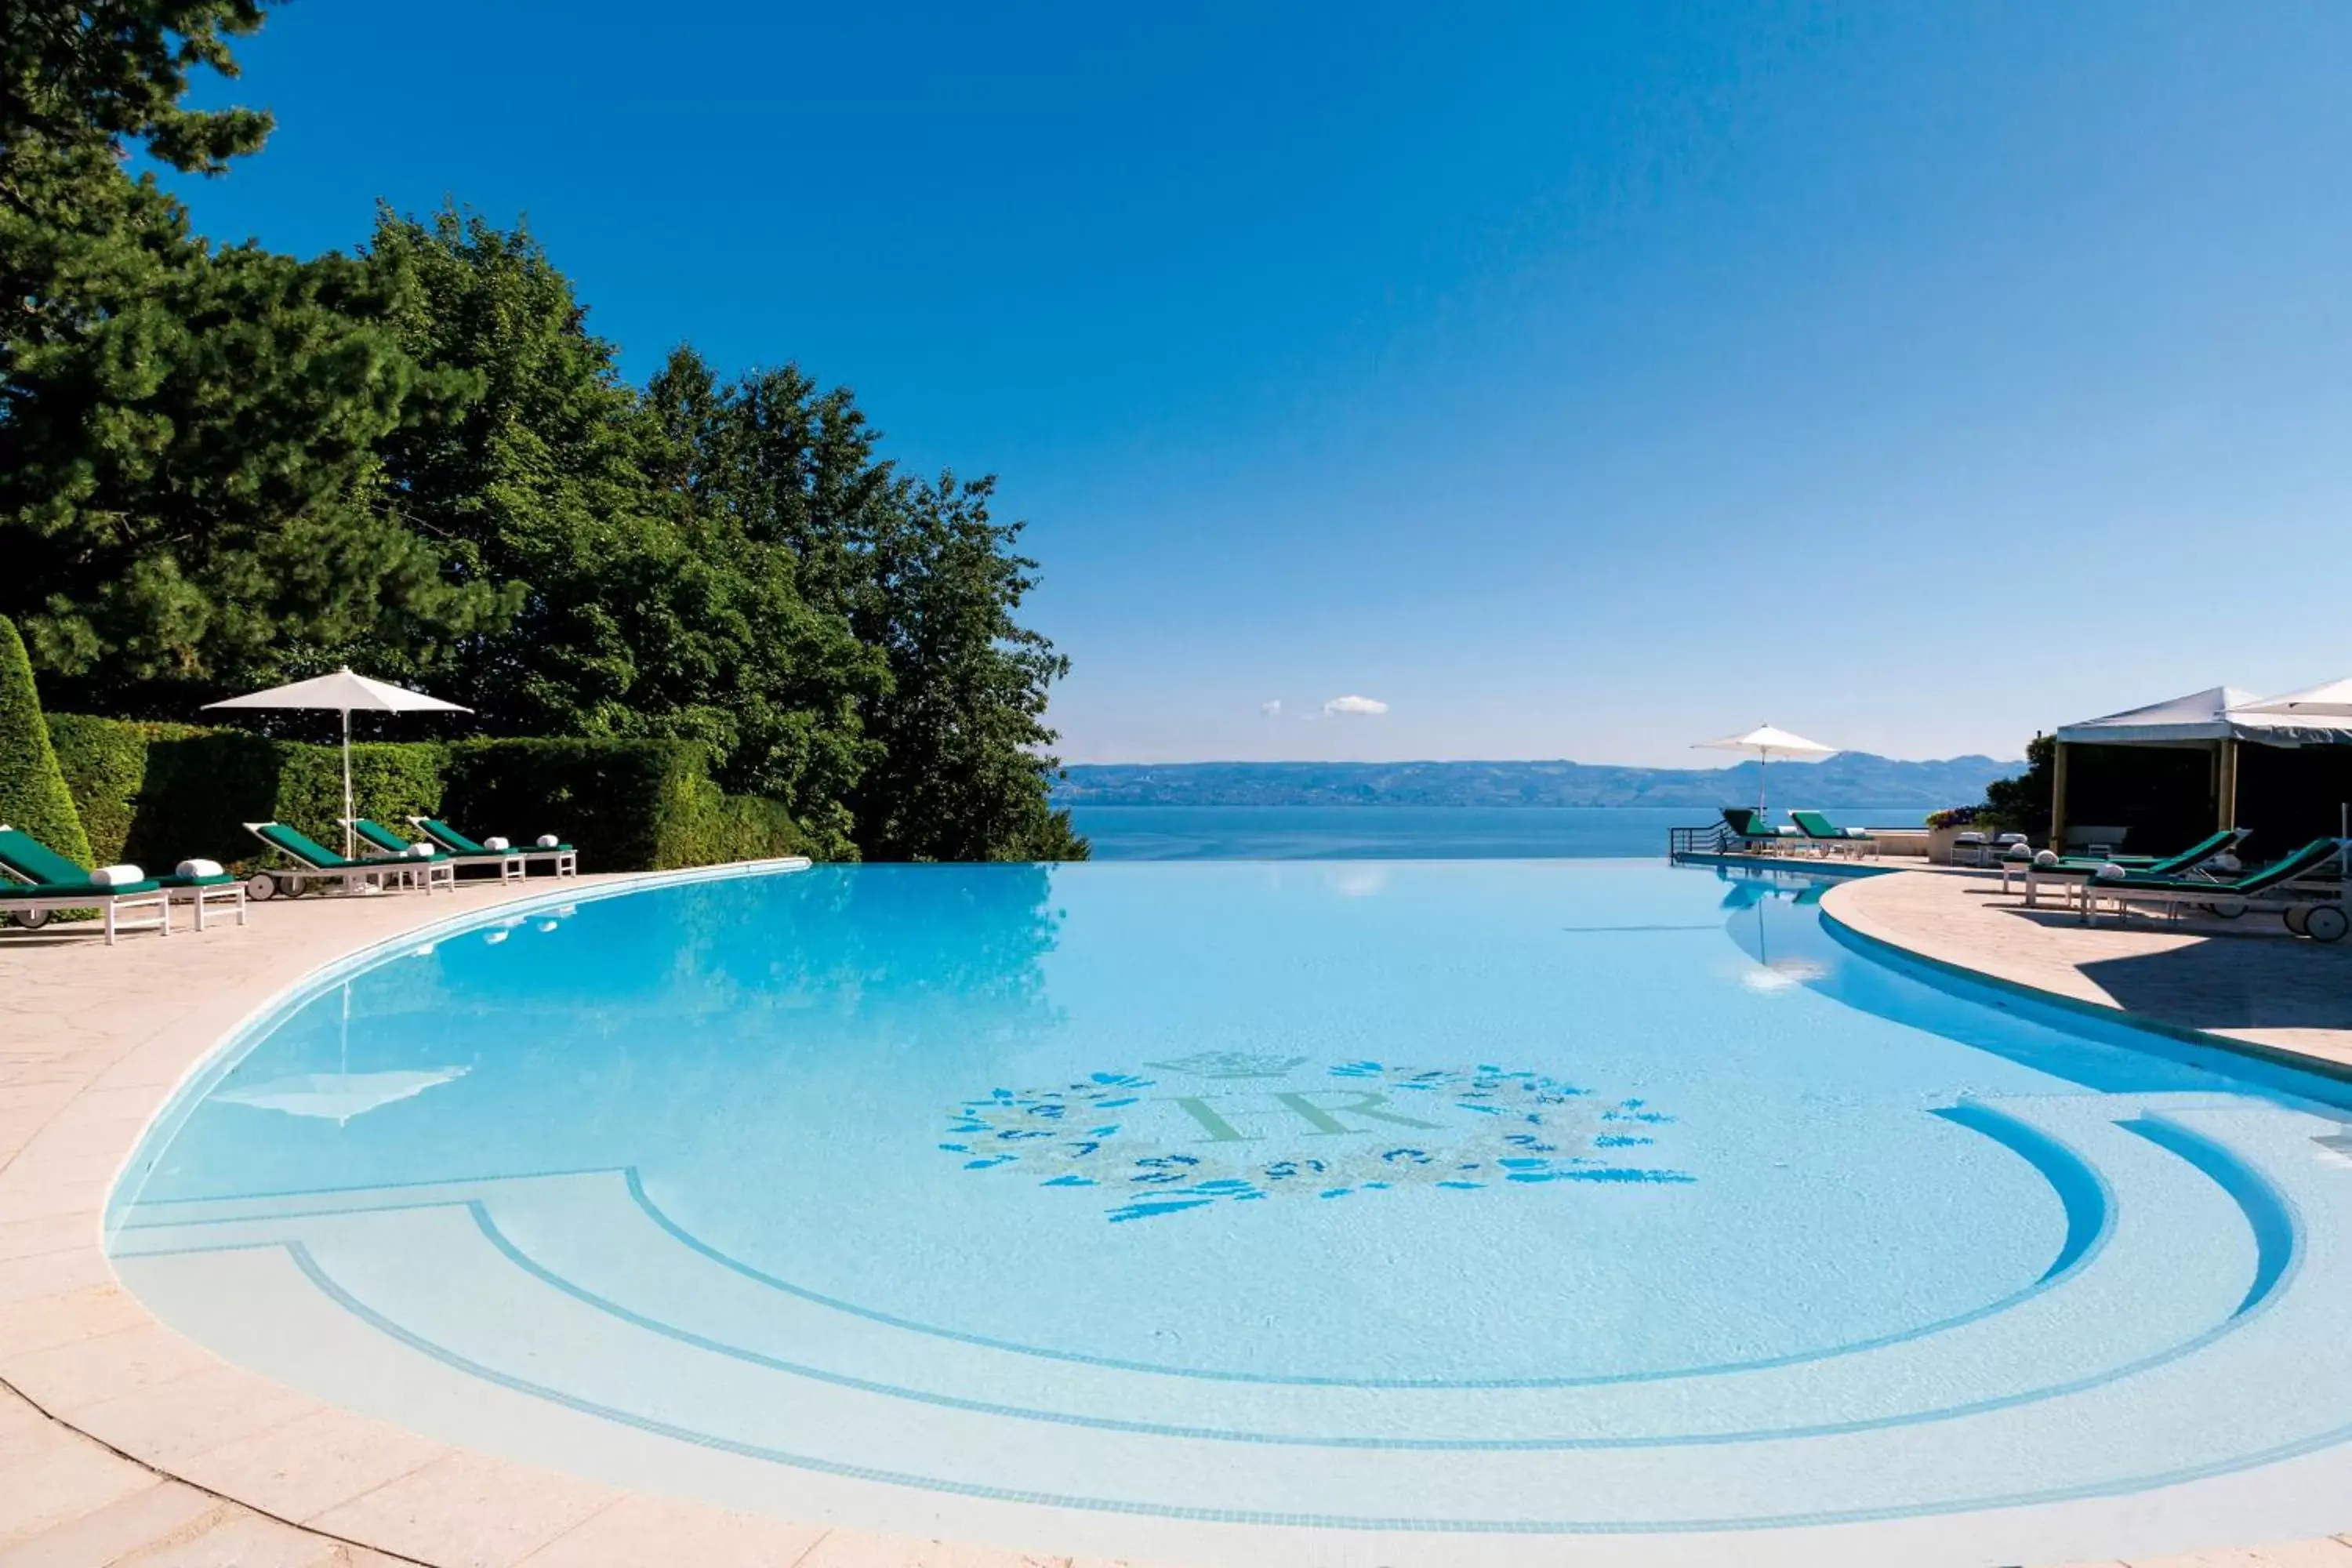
[1323, 695, 1388, 717]
[1260, 699, 1283, 717]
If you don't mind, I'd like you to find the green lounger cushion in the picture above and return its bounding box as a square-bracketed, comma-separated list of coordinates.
[2100, 839, 2338, 895]
[350, 819, 441, 858]
[156, 872, 237, 888]
[0, 826, 176, 897]
[1790, 810, 1865, 840]
[416, 818, 572, 855]
[254, 822, 417, 871]
[0, 876, 162, 897]
[2043, 830, 2240, 877]
[0, 826, 94, 888]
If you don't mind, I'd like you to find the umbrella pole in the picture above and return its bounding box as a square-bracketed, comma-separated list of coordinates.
[1758, 749, 1769, 818]
[341, 707, 354, 859]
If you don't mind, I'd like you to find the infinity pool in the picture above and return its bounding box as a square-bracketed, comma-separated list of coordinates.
[107, 862, 2352, 1566]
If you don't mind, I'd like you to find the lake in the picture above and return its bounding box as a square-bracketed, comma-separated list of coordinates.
[1065, 805, 1932, 861]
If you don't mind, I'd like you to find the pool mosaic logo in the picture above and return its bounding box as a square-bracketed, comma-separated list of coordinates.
[942, 1058, 1690, 1222]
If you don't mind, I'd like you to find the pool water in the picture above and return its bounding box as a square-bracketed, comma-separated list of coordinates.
[107, 862, 2352, 1566]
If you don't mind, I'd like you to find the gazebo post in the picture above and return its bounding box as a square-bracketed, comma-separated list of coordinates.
[2216, 738, 2239, 832]
[2049, 742, 2069, 852]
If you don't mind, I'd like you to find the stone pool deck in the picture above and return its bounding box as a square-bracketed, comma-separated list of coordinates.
[1817, 866, 2352, 1073]
[5, 860, 2352, 1568]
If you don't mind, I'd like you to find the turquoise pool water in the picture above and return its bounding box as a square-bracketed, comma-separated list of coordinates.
[106, 862, 2352, 1565]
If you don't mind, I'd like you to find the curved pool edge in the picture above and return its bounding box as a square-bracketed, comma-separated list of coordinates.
[1815, 872, 2352, 1088]
[8, 860, 2352, 1566]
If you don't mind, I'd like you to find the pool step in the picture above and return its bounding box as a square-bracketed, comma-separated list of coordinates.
[110, 1092, 2352, 1534]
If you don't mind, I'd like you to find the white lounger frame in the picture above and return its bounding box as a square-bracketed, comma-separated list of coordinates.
[340, 821, 525, 885]
[406, 818, 578, 878]
[0, 886, 169, 945]
[241, 824, 455, 900]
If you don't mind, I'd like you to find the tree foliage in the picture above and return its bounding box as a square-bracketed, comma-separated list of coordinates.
[0, 4, 1083, 860]
[0, 615, 94, 865]
[1978, 731, 2056, 838]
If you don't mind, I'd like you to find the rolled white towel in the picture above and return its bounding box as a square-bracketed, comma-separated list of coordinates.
[2002, 843, 2034, 860]
[484, 836, 511, 851]
[2208, 852, 2242, 873]
[175, 858, 224, 880]
[2034, 849, 2060, 867]
[2095, 862, 2128, 880]
[536, 833, 560, 848]
[89, 863, 145, 887]
[408, 843, 435, 858]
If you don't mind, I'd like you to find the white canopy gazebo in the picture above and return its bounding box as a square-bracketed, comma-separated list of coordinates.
[2051, 683, 2352, 853]
[205, 667, 470, 856]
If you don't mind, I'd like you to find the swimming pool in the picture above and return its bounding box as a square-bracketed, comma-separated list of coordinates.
[107, 862, 2352, 1566]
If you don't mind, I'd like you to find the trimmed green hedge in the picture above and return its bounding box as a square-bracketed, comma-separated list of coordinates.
[46, 718, 822, 873]
[0, 619, 93, 869]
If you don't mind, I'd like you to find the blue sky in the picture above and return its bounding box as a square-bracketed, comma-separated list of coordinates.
[167, 2, 2352, 765]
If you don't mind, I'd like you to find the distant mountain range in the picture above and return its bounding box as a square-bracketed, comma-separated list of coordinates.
[1053, 754, 2022, 811]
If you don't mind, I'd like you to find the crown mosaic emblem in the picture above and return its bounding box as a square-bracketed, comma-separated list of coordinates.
[1140, 1051, 1308, 1080]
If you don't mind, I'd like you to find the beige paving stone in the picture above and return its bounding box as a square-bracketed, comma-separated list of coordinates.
[0, 1283, 153, 1358]
[64, 1362, 325, 1468]
[3, 1320, 220, 1414]
[0, 1176, 108, 1225]
[0, 1480, 220, 1568]
[175, 1408, 450, 1524]
[0, 1213, 93, 1263]
[304, 1451, 619, 1568]
[514, 1494, 829, 1567]
[2122, 1541, 2352, 1565]
[111, 1508, 351, 1568]
[1819, 869, 2352, 1065]
[792, 1532, 1073, 1568]
[0, 1240, 116, 1302]
[0, 1429, 165, 1549]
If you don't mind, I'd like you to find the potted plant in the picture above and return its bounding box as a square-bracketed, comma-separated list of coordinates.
[1924, 806, 1981, 866]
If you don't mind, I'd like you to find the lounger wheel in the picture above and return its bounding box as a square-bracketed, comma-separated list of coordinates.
[2307, 906, 2349, 944]
[2205, 899, 2246, 920]
[10, 908, 50, 930]
[245, 873, 277, 902]
[2285, 906, 2311, 936]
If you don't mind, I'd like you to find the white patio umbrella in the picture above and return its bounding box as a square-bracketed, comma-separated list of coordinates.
[204, 666, 470, 856]
[1695, 724, 1838, 815]
[2238, 677, 2352, 718]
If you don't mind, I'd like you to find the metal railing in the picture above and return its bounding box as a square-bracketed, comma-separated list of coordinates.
[1668, 823, 1733, 860]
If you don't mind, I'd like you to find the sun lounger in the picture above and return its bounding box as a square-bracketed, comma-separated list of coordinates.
[1719, 808, 1780, 852]
[2009, 828, 2249, 905]
[0, 824, 242, 941]
[243, 822, 454, 899]
[1789, 810, 1875, 859]
[408, 817, 577, 877]
[2080, 838, 2346, 938]
[347, 818, 524, 884]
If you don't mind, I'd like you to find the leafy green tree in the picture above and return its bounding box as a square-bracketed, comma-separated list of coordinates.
[2, 0, 272, 178]
[645, 354, 1084, 861]
[1980, 732, 2055, 840]
[1, 2, 510, 712]
[2, 5, 1083, 862]
[0, 615, 94, 865]
[844, 472, 1085, 862]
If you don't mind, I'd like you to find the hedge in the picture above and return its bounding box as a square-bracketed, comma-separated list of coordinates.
[0, 619, 93, 869]
[45, 717, 822, 873]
